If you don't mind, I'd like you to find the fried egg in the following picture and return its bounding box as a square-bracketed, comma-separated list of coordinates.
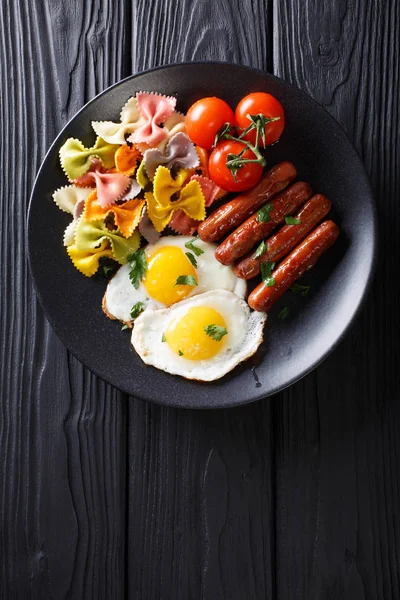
[103, 236, 247, 324]
[131, 290, 267, 381]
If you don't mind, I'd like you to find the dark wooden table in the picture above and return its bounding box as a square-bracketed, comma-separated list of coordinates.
[1, 1, 399, 598]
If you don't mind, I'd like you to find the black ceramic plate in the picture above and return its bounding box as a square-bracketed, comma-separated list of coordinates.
[27, 63, 377, 409]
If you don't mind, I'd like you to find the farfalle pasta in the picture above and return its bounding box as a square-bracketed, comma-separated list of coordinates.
[145, 166, 206, 232]
[52, 91, 219, 279]
[74, 218, 141, 264]
[143, 132, 199, 179]
[84, 191, 145, 238]
[59, 137, 119, 180]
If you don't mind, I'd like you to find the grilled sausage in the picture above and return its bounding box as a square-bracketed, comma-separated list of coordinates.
[234, 193, 332, 279]
[248, 220, 340, 312]
[197, 161, 297, 242]
[215, 181, 313, 265]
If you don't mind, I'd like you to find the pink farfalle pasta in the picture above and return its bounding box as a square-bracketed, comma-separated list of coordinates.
[127, 92, 176, 147]
[76, 168, 131, 208]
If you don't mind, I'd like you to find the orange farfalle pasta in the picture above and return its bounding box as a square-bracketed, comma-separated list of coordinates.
[84, 190, 145, 238]
[115, 144, 142, 176]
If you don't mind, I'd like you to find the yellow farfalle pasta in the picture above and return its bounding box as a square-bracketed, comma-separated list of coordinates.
[59, 136, 119, 180]
[145, 166, 206, 232]
[67, 239, 114, 277]
[153, 165, 189, 199]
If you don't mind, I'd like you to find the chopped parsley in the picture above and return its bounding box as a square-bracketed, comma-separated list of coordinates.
[261, 261, 276, 287]
[184, 237, 204, 257]
[253, 240, 268, 259]
[257, 203, 273, 223]
[161, 332, 166, 342]
[291, 283, 311, 297]
[285, 216, 301, 225]
[204, 324, 228, 341]
[277, 306, 289, 321]
[185, 251, 198, 268]
[178, 350, 184, 356]
[174, 275, 198, 287]
[130, 301, 145, 320]
[127, 248, 147, 289]
[103, 264, 117, 278]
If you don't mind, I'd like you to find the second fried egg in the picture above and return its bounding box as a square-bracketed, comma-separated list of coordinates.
[103, 236, 247, 324]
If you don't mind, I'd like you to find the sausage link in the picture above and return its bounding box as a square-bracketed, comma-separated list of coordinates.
[234, 193, 331, 279]
[248, 220, 340, 312]
[197, 161, 297, 242]
[215, 181, 312, 265]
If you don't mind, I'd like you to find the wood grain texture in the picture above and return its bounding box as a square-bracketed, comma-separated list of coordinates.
[0, 1, 129, 598]
[127, 2, 276, 599]
[273, 1, 400, 598]
[1, 0, 399, 598]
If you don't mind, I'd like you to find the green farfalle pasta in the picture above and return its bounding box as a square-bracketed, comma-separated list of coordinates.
[136, 159, 151, 189]
[59, 136, 119, 180]
[74, 218, 141, 264]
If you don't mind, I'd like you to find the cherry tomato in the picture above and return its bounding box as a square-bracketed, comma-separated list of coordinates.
[185, 97, 235, 150]
[208, 140, 263, 192]
[235, 92, 285, 147]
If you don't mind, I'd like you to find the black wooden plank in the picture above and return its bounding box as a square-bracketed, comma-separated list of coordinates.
[127, 2, 275, 598]
[273, 1, 400, 598]
[0, 1, 129, 598]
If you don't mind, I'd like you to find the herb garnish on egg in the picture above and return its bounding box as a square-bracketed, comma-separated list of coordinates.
[130, 301, 145, 319]
[185, 252, 198, 268]
[204, 324, 228, 341]
[174, 275, 198, 287]
[184, 237, 204, 257]
[128, 248, 147, 289]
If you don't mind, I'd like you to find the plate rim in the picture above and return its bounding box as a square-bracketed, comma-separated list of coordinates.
[27, 61, 378, 408]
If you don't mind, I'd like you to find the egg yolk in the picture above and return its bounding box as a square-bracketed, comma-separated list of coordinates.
[143, 246, 197, 305]
[165, 306, 227, 360]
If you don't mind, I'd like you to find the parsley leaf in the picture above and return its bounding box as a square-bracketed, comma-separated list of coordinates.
[127, 249, 147, 290]
[184, 237, 204, 257]
[175, 275, 198, 287]
[254, 240, 268, 259]
[178, 350, 184, 356]
[257, 203, 273, 223]
[261, 261, 276, 287]
[285, 216, 301, 225]
[130, 301, 145, 320]
[103, 264, 117, 278]
[161, 332, 166, 342]
[291, 283, 311, 297]
[204, 324, 228, 341]
[185, 251, 198, 268]
[277, 306, 289, 321]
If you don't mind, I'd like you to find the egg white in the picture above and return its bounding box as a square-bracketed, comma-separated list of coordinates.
[103, 236, 247, 324]
[131, 290, 267, 381]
